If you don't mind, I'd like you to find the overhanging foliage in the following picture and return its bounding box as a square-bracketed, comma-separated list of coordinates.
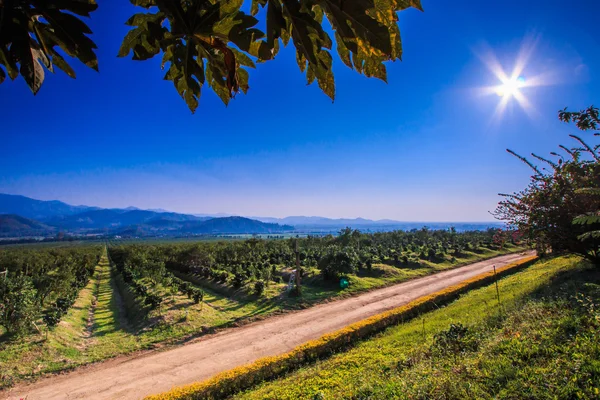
[0, 0, 99, 94]
[0, 0, 422, 113]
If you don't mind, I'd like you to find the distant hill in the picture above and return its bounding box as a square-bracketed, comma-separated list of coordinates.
[0, 214, 54, 235]
[181, 217, 294, 234]
[119, 216, 293, 235]
[46, 209, 208, 230]
[0, 193, 502, 237]
[44, 209, 293, 236]
[0, 193, 98, 220]
[0, 194, 294, 237]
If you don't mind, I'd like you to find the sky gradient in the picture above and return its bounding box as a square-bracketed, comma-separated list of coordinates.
[1, 0, 599, 221]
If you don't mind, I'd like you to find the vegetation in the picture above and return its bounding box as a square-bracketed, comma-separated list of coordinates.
[109, 227, 522, 298]
[0, 245, 101, 336]
[0, 0, 423, 112]
[145, 255, 537, 400]
[138, 106, 600, 400]
[0, 0, 99, 94]
[495, 105, 600, 263]
[0, 230, 523, 387]
[227, 255, 598, 400]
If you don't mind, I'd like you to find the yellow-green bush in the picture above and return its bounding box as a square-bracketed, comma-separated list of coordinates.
[147, 255, 538, 400]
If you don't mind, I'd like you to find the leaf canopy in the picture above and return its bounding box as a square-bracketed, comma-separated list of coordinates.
[0, 0, 99, 94]
[119, 0, 422, 112]
[1, 0, 422, 112]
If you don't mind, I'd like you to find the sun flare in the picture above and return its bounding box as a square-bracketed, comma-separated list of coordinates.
[495, 76, 526, 98]
[474, 35, 552, 122]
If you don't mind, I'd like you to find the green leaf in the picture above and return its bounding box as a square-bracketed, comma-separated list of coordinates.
[237, 67, 249, 93]
[50, 50, 77, 78]
[131, 0, 157, 8]
[277, 0, 336, 99]
[119, 13, 166, 59]
[123, 0, 273, 112]
[18, 44, 45, 94]
[32, 48, 53, 73]
[51, 0, 99, 17]
[0, 0, 98, 93]
[335, 32, 352, 69]
[577, 231, 600, 241]
[40, 9, 99, 71]
[122, 0, 419, 112]
[230, 48, 256, 69]
[266, 0, 286, 48]
[0, 48, 19, 80]
[120, 26, 150, 58]
[251, 0, 268, 16]
[318, 0, 394, 56]
[573, 214, 600, 225]
[576, 188, 600, 196]
[395, 0, 424, 12]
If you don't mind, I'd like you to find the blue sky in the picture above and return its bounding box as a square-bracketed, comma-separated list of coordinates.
[1, 0, 599, 221]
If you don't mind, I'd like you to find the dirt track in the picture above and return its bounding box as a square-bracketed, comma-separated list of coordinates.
[3, 251, 534, 400]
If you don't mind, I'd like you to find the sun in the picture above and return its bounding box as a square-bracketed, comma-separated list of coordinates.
[495, 76, 526, 98]
[474, 35, 551, 122]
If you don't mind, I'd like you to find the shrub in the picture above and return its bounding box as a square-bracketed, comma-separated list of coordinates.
[318, 247, 360, 280]
[431, 323, 478, 360]
[232, 274, 245, 289]
[179, 282, 190, 294]
[495, 106, 600, 263]
[254, 281, 265, 296]
[0, 275, 39, 336]
[43, 308, 62, 329]
[192, 290, 204, 305]
[144, 293, 163, 310]
[218, 271, 229, 283]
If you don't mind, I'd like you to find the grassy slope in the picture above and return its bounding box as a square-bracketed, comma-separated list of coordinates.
[235, 255, 600, 400]
[0, 245, 525, 388]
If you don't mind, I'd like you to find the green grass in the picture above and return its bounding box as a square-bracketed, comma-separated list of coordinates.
[0, 245, 526, 389]
[234, 255, 599, 400]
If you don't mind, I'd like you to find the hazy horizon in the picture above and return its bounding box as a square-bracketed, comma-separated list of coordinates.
[0, 191, 507, 223]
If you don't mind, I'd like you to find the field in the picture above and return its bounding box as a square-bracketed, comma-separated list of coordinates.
[232, 255, 599, 400]
[0, 229, 525, 388]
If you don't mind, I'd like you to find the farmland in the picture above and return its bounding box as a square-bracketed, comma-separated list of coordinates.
[0, 228, 524, 388]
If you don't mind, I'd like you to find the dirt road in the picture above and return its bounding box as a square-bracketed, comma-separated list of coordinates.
[3, 251, 533, 400]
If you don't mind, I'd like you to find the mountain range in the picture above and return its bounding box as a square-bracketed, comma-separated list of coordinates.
[0, 193, 504, 238]
[0, 194, 293, 237]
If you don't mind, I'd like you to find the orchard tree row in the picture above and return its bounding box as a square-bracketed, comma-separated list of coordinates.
[108, 246, 204, 317]
[0, 246, 102, 336]
[107, 227, 518, 294]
